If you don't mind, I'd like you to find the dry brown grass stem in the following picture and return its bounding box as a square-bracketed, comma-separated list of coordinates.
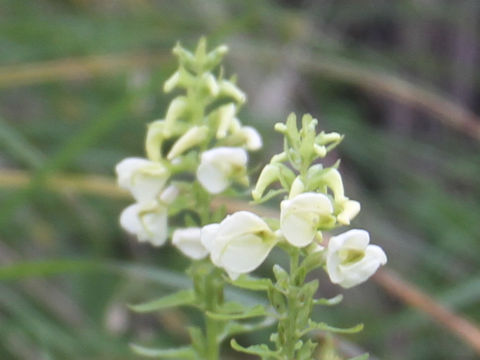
[373, 269, 480, 355]
[1, 47, 480, 140]
[1, 168, 479, 354]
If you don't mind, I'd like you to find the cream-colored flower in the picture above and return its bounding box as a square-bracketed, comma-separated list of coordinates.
[196, 147, 248, 194]
[200, 211, 276, 280]
[119, 200, 168, 246]
[280, 192, 334, 247]
[172, 227, 209, 260]
[115, 158, 169, 202]
[326, 229, 387, 288]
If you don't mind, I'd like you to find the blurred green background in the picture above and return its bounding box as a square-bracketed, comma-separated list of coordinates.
[1, 0, 479, 359]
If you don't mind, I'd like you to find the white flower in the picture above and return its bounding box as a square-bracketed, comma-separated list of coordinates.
[116, 158, 169, 202]
[119, 200, 168, 246]
[196, 147, 248, 194]
[280, 192, 334, 247]
[172, 227, 208, 260]
[326, 229, 387, 288]
[200, 211, 276, 280]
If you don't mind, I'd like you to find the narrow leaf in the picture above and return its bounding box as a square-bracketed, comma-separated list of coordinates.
[308, 321, 364, 334]
[207, 304, 268, 320]
[349, 353, 369, 360]
[313, 294, 343, 306]
[230, 339, 280, 359]
[229, 274, 272, 291]
[128, 289, 195, 313]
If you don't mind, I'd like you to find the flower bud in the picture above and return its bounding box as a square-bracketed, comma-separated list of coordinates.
[337, 199, 361, 225]
[288, 176, 305, 199]
[326, 229, 387, 288]
[163, 71, 180, 93]
[251, 164, 280, 201]
[115, 157, 169, 202]
[167, 125, 209, 160]
[165, 96, 188, 128]
[159, 184, 179, 205]
[219, 80, 246, 104]
[320, 168, 345, 202]
[239, 126, 263, 151]
[200, 211, 276, 280]
[145, 120, 169, 161]
[202, 72, 219, 96]
[172, 227, 208, 260]
[197, 147, 248, 194]
[120, 201, 168, 246]
[216, 103, 236, 138]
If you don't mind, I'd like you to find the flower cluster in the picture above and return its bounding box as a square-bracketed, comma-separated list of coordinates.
[202, 113, 386, 289]
[117, 39, 387, 360]
[116, 39, 262, 256]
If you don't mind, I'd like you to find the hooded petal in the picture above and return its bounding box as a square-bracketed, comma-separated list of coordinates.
[172, 227, 208, 260]
[280, 193, 333, 247]
[196, 147, 248, 194]
[219, 233, 274, 275]
[115, 157, 169, 202]
[119, 202, 168, 247]
[201, 223, 221, 266]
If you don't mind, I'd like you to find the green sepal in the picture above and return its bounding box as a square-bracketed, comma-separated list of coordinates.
[301, 248, 325, 275]
[268, 285, 287, 315]
[297, 339, 317, 360]
[130, 344, 195, 359]
[313, 294, 343, 306]
[207, 304, 268, 320]
[128, 289, 195, 313]
[228, 274, 272, 291]
[230, 339, 281, 359]
[272, 264, 289, 290]
[251, 188, 288, 204]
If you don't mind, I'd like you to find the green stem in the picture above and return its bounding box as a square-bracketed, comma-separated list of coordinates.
[277, 249, 301, 360]
[204, 266, 223, 360]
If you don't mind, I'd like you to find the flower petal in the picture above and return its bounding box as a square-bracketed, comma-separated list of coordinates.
[172, 227, 208, 260]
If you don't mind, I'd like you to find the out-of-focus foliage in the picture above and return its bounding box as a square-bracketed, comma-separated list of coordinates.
[0, 1, 479, 359]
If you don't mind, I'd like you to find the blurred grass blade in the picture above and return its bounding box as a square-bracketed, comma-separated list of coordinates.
[0, 117, 45, 169]
[130, 343, 195, 359]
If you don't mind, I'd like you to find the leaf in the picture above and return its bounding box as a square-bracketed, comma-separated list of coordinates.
[229, 274, 272, 291]
[128, 289, 195, 313]
[313, 294, 343, 306]
[207, 304, 268, 320]
[349, 353, 369, 360]
[130, 344, 195, 359]
[221, 317, 276, 339]
[230, 339, 280, 359]
[306, 320, 364, 334]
